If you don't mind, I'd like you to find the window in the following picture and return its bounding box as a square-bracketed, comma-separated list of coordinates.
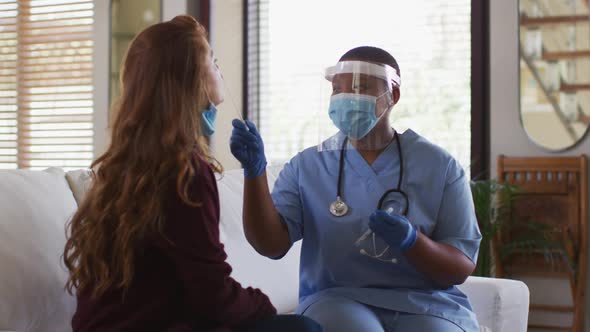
[246, 0, 473, 175]
[0, 0, 94, 170]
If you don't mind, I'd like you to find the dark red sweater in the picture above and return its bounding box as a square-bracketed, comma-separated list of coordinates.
[72, 160, 276, 332]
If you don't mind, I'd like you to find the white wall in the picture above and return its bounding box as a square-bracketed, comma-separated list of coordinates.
[209, 0, 242, 170]
[93, 0, 189, 157]
[490, 0, 590, 169]
[162, 0, 187, 21]
[490, 0, 590, 329]
[93, 0, 240, 169]
[93, 0, 110, 157]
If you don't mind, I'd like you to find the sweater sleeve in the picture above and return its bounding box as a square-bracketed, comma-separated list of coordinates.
[161, 161, 276, 328]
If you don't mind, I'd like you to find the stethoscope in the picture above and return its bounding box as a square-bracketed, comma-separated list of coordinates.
[329, 130, 409, 218]
[329, 131, 409, 263]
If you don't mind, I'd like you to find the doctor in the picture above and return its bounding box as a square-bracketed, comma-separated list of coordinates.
[230, 46, 481, 332]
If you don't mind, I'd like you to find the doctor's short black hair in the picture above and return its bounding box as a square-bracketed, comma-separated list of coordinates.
[339, 46, 400, 77]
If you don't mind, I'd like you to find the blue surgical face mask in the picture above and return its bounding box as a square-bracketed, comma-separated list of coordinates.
[201, 103, 217, 137]
[328, 93, 379, 140]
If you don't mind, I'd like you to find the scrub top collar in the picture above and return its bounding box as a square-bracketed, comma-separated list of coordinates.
[343, 130, 402, 178]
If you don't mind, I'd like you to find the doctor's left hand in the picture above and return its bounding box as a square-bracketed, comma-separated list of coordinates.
[369, 210, 418, 252]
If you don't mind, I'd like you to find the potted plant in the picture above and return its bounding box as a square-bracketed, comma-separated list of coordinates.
[470, 180, 572, 277]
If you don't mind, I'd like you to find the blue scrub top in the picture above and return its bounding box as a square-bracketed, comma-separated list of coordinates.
[271, 129, 482, 331]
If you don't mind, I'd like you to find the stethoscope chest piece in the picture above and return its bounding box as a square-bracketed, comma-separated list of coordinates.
[330, 196, 349, 217]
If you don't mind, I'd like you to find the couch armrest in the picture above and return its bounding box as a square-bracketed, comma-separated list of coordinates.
[458, 276, 529, 332]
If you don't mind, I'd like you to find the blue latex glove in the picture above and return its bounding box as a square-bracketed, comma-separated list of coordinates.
[369, 210, 418, 252]
[230, 119, 267, 179]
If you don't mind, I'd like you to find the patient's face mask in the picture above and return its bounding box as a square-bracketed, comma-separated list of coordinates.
[201, 50, 224, 137]
[201, 103, 217, 137]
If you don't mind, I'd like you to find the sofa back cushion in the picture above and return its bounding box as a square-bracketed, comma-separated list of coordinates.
[0, 168, 77, 332]
[217, 166, 301, 314]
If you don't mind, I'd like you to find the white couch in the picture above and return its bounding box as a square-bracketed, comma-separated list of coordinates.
[0, 166, 530, 332]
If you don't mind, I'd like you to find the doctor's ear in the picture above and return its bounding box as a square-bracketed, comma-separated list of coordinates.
[392, 87, 400, 105]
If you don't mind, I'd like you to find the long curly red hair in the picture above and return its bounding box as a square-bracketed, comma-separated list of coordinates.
[63, 15, 221, 298]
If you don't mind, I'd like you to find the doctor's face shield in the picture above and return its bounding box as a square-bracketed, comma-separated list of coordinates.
[319, 60, 401, 151]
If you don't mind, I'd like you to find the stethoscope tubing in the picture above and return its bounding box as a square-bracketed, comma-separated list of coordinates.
[335, 131, 409, 216]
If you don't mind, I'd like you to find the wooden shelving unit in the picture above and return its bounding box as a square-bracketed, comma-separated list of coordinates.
[560, 83, 590, 92]
[521, 14, 589, 26]
[542, 50, 590, 61]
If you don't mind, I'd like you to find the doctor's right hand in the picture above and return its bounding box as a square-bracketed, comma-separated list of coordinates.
[369, 210, 418, 252]
[230, 119, 267, 179]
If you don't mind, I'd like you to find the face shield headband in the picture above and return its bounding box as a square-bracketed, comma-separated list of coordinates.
[325, 60, 401, 89]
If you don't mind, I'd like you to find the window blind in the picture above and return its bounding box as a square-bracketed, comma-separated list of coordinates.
[246, 0, 472, 173]
[0, 0, 18, 169]
[0, 0, 93, 170]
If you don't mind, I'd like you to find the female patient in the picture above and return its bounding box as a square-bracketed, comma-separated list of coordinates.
[63, 15, 321, 332]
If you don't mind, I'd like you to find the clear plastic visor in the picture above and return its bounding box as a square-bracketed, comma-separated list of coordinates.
[325, 60, 401, 88]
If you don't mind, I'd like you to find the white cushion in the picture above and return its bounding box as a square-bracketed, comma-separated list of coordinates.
[217, 165, 302, 314]
[459, 276, 530, 332]
[65, 169, 93, 206]
[0, 168, 77, 332]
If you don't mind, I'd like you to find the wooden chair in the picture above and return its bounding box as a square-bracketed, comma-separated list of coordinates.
[496, 155, 587, 331]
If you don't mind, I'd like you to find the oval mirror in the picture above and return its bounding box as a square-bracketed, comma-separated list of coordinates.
[519, 0, 590, 151]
